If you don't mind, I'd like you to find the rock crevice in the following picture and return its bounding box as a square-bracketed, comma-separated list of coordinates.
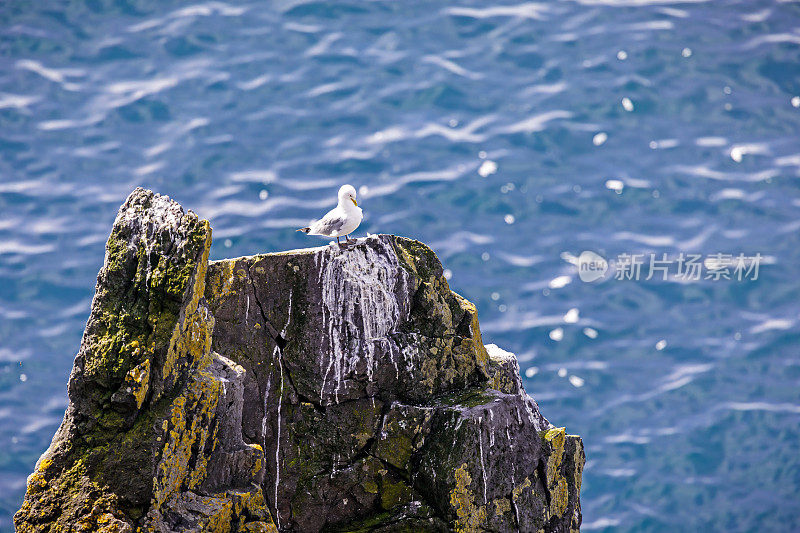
[15, 188, 584, 533]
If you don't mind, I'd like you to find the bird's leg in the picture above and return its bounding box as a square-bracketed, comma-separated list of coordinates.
[336, 236, 341, 245]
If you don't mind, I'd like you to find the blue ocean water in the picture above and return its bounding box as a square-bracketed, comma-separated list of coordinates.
[1, 0, 800, 530]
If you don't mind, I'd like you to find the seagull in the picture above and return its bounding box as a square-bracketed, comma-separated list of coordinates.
[297, 184, 363, 245]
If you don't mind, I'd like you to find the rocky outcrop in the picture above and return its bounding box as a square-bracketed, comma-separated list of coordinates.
[15, 188, 584, 533]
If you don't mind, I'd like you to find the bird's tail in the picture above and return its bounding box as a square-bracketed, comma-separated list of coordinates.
[297, 227, 310, 234]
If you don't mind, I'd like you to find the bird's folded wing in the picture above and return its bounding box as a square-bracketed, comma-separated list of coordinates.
[311, 212, 345, 235]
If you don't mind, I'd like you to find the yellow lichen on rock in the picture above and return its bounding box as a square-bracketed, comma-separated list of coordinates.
[487, 369, 511, 394]
[512, 476, 532, 503]
[249, 444, 265, 480]
[123, 358, 151, 410]
[228, 487, 278, 531]
[152, 369, 222, 507]
[202, 495, 234, 533]
[493, 497, 511, 518]
[452, 293, 489, 377]
[543, 427, 570, 520]
[449, 464, 486, 533]
[205, 258, 253, 306]
[419, 357, 438, 392]
[159, 231, 214, 400]
[240, 521, 278, 533]
[206, 259, 238, 302]
[24, 457, 53, 495]
[183, 220, 213, 319]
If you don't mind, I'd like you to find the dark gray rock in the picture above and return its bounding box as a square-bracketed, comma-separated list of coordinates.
[16, 188, 583, 533]
[15, 188, 272, 533]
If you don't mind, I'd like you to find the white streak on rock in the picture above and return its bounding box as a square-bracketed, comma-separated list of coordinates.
[318, 237, 409, 403]
[272, 345, 283, 529]
[488, 410, 495, 447]
[477, 416, 488, 504]
[262, 374, 271, 442]
[402, 341, 417, 373]
[274, 288, 292, 530]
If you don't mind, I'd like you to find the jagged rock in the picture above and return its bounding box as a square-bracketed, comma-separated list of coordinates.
[14, 189, 271, 533]
[15, 188, 583, 533]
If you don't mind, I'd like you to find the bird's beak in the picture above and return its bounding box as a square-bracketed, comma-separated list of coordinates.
[351, 198, 358, 207]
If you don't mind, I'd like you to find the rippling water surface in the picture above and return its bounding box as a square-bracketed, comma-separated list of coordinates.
[2, 1, 800, 530]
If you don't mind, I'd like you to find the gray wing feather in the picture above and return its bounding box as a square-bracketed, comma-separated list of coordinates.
[311, 214, 345, 235]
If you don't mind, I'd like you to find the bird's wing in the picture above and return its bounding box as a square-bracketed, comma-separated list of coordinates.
[309, 208, 346, 236]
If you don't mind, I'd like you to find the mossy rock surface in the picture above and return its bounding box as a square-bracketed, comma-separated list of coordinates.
[16, 188, 583, 533]
[15, 189, 272, 533]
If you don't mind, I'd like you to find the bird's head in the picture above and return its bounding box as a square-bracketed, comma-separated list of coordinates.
[338, 184, 358, 207]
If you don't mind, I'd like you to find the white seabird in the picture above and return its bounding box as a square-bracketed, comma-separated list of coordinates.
[297, 184, 363, 244]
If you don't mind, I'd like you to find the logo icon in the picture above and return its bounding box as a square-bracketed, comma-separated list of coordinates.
[577, 251, 608, 282]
